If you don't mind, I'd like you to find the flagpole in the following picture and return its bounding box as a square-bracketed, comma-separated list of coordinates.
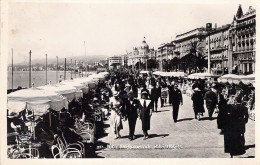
[74, 60, 76, 78]
[64, 58, 67, 80]
[29, 50, 32, 88]
[56, 56, 58, 83]
[71, 59, 73, 79]
[45, 54, 48, 85]
[12, 48, 14, 91]
[84, 41, 87, 77]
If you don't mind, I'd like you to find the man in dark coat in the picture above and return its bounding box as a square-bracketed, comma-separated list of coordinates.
[139, 91, 152, 140]
[204, 85, 218, 120]
[169, 83, 183, 123]
[160, 80, 167, 107]
[125, 91, 140, 140]
[168, 82, 175, 106]
[191, 88, 205, 120]
[150, 76, 156, 87]
[151, 83, 161, 112]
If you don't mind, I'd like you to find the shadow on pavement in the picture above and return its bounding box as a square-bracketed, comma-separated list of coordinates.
[120, 134, 169, 140]
[148, 134, 169, 139]
[93, 141, 110, 158]
[154, 110, 170, 113]
[245, 144, 255, 150]
[245, 156, 255, 158]
[199, 117, 217, 121]
[177, 118, 194, 122]
[120, 134, 143, 139]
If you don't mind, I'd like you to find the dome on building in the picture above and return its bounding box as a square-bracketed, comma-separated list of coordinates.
[141, 40, 149, 49]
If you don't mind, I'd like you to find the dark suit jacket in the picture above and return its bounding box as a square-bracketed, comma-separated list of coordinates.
[151, 87, 160, 101]
[169, 88, 183, 105]
[125, 99, 140, 120]
[204, 90, 218, 108]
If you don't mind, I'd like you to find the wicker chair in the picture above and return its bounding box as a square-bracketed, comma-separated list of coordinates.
[51, 135, 84, 158]
[75, 120, 95, 144]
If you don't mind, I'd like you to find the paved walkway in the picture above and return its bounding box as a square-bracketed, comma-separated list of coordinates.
[95, 93, 255, 158]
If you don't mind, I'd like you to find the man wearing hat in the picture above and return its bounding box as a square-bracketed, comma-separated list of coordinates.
[204, 84, 218, 120]
[139, 90, 152, 140]
[151, 83, 161, 112]
[169, 83, 183, 123]
[168, 81, 176, 106]
[125, 91, 140, 140]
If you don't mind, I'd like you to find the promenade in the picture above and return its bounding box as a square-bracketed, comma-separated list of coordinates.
[95, 93, 255, 158]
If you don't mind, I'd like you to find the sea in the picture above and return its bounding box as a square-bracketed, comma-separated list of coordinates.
[7, 71, 94, 90]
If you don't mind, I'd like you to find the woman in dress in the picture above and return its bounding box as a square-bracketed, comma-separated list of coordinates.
[224, 97, 249, 158]
[110, 98, 124, 139]
[139, 91, 153, 140]
[191, 88, 205, 120]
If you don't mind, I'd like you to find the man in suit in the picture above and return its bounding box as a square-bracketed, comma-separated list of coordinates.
[125, 91, 140, 141]
[204, 84, 218, 120]
[169, 83, 183, 123]
[168, 81, 175, 106]
[151, 83, 161, 112]
[150, 76, 156, 87]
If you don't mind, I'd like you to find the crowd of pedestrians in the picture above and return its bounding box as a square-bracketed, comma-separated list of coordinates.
[107, 70, 255, 158]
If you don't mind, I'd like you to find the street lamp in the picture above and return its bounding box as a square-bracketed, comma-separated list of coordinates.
[146, 54, 148, 71]
[139, 57, 141, 71]
[160, 49, 163, 72]
[206, 23, 212, 73]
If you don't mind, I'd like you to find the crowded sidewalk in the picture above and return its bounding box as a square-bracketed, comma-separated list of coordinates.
[96, 90, 255, 158]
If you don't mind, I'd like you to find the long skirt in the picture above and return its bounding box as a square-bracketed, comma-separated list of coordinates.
[224, 131, 246, 156]
[193, 104, 205, 115]
[217, 109, 226, 129]
[110, 111, 123, 134]
[140, 109, 151, 131]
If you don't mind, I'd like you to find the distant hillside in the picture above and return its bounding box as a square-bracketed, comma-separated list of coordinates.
[13, 54, 109, 66]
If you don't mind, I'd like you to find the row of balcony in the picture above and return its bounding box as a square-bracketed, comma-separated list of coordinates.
[236, 18, 256, 28]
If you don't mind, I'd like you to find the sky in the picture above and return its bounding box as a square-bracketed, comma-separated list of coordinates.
[8, 0, 257, 64]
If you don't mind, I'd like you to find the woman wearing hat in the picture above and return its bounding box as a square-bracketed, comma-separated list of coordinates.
[139, 90, 152, 140]
[140, 84, 150, 99]
[110, 100, 124, 139]
[191, 88, 205, 120]
[223, 97, 249, 158]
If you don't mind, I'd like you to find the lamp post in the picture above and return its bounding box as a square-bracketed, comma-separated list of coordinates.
[56, 56, 58, 83]
[139, 58, 141, 71]
[160, 49, 163, 72]
[206, 23, 212, 73]
[71, 59, 73, 79]
[45, 54, 48, 85]
[146, 54, 148, 71]
[29, 50, 32, 88]
[64, 58, 66, 80]
[74, 60, 76, 78]
[11, 48, 13, 91]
